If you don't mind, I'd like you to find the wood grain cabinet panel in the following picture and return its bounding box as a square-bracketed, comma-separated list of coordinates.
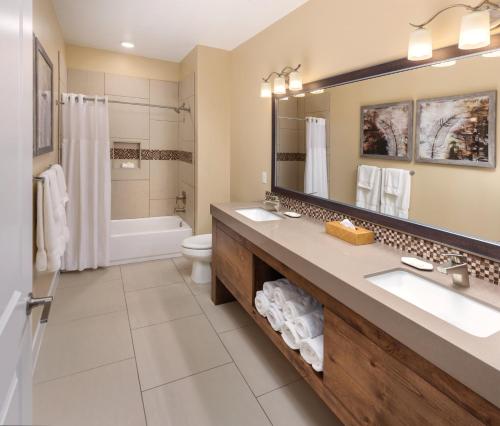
[213, 224, 253, 307]
[323, 308, 484, 426]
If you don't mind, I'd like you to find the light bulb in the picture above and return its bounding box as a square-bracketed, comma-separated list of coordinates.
[408, 27, 433, 61]
[288, 71, 303, 91]
[260, 81, 272, 98]
[273, 76, 286, 95]
[459, 10, 490, 50]
[121, 41, 135, 49]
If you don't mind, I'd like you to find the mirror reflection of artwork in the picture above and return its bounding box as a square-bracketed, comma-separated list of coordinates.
[33, 36, 53, 157]
[416, 92, 496, 168]
[360, 101, 413, 161]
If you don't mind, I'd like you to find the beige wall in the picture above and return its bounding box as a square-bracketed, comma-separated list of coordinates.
[32, 0, 67, 332]
[229, 0, 462, 202]
[66, 45, 179, 82]
[178, 48, 197, 229]
[33, 0, 67, 175]
[195, 46, 231, 234]
[327, 55, 500, 241]
[180, 46, 231, 234]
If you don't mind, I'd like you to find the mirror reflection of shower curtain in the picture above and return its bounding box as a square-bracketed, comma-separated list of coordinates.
[62, 94, 111, 271]
[304, 117, 328, 198]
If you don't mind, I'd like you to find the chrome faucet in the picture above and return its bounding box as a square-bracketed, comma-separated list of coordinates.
[173, 191, 187, 214]
[263, 196, 280, 212]
[438, 253, 470, 288]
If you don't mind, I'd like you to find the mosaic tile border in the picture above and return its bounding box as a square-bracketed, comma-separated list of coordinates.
[266, 191, 499, 285]
[111, 148, 193, 164]
[277, 152, 306, 161]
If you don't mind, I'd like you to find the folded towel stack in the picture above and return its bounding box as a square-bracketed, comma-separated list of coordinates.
[262, 278, 290, 302]
[266, 302, 286, 331]
[299, 335, 324, 372]
[295, 309, 324, 340]
[254, 278, 324, 371]
[255, 290, 271, 317]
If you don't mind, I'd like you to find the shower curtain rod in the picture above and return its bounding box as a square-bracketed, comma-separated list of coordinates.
[58, 96, 191, 114]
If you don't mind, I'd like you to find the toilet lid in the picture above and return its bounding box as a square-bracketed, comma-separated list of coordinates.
[182, 234, 212, 250]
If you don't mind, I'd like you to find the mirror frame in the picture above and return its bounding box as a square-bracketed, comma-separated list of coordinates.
[272, 34, 500, 261]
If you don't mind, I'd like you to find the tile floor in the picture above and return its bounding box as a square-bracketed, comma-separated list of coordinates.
[33, 257, 341, 426]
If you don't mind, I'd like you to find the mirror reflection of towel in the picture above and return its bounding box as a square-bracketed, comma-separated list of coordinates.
[380, 168, 411, 219]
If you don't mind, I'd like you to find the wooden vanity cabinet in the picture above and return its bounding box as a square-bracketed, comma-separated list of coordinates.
[211, 218, 500, 426]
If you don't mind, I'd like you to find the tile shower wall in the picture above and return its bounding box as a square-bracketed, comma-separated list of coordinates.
[68, 69, 186, 222]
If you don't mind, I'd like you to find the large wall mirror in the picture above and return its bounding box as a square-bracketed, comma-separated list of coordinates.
[272, 35, 500, 260]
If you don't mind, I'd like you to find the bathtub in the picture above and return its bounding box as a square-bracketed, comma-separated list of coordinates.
[110, 216, 192, 265]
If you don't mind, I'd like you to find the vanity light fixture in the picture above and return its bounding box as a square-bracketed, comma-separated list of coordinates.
[260, 64, 302, 98]
[121, 41, 135, 49]
[431, 60, 457, 67]
[408, 0, 499, 61]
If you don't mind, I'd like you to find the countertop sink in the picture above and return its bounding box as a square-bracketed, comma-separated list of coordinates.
[366, 269, 500, 338]
[235, 208, 282, 222]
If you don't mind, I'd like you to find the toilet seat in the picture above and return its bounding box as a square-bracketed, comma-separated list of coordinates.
[182, 234, 212, 250]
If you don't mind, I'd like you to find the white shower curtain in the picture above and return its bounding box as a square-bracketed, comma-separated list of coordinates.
[62, 94, 111, 271]
[304, 117, 328, 198]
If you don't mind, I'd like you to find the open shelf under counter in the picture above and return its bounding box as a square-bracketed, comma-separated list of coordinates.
[210, 212, 500, 425]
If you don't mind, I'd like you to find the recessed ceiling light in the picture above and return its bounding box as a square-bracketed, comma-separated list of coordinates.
[121, 41, 135, 49]
[431, 60, 456, 68]
[482, 50, 500, 58]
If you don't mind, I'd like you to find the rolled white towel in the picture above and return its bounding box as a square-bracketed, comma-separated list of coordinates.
[281, 320, 302, 350]
[255, 290, 271, 317]
[262, 278, 290, 302]
[274, 285, 302, 309]
[283, 297, 320, 321]
[295, 309, 324, 340]
[267, 303, 286, 332]
[299, 335, 324, 372]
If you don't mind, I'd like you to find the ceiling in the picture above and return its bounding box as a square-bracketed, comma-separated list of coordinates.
[52, 0, 308, 62]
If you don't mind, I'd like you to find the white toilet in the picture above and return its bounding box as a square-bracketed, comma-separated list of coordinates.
[181, 234, 212, 284]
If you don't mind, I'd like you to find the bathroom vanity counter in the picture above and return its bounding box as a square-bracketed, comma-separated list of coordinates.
[210, 202, 500, 422]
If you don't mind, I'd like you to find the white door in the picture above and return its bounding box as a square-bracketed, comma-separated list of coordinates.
[0, 0, 34, 424]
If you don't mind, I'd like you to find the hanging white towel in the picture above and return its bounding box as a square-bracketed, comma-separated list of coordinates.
[267, 303, 286, 332]
[281, 320, 302, 350]
[35, 180, 47, 271]
[299, 335, 324, 372]
[46, 170, 70, 243]
[295, 309, 324, 340]
[380, 168, 411, 219]
[262, 278, 290, 302]
[304, 117, 329, 198]
[255, 290, 271, 317]
[36, 170, 66, 272]
[356, 165, 381, 212]
[51, 164, 69, 205]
